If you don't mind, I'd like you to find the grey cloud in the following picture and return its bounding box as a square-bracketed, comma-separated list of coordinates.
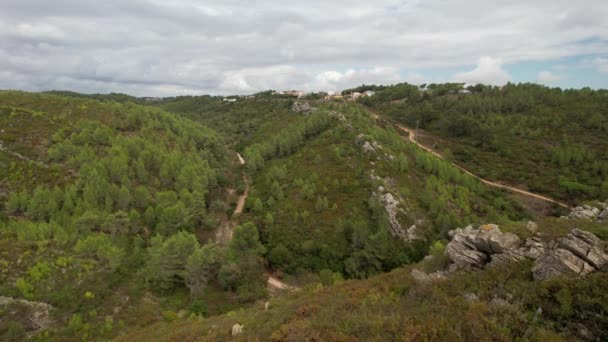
[0, 0, 607, 96]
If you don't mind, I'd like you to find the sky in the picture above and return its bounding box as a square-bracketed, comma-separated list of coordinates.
[1, 0, 607, 96]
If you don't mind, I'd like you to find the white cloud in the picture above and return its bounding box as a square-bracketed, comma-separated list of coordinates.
[537, 70, 561, 83]
[218, 66, 404, 94]
[311, 67, 403, 92]
[452, 57, 511, 85]
[593, 57, 608, 74]
[0, 0, 607, 95]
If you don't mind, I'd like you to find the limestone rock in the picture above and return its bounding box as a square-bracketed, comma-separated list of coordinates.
[526, 221, 538, 234]
[598, 208, 608, 222]
[568, 206, 600, 220]
[362, 141, 376, 153]
[411, 269, 446, 282]
[405, 224, 418, 241]
[291, 101, 312, 114]
[532, 248, 595, 280]
[232, 323, 244, 336]
[378, 192, 417, 241]
[557, 229, 608, 269]
[443, 224, 607, 281]
[445, 240, 488, 268]
[488, 251, 525, 267]
[530, 229, 608, 280]
[519, 237, 547, 259]
[445, 224, 522, 268]
[463, 293, 479, 302]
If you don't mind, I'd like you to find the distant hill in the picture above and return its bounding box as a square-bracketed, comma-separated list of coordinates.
[361, 82, 608, 204]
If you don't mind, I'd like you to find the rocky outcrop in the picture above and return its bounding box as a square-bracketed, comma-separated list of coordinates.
[526, 221, 538, 234]
[362, 141, 377, 153]
[567, 203, 608, 222]
[446, 224, 522, 268]
[598, 208, 608, 222]
[411, 269, 446, 282]
[532, 248, 595, 280]
[291, 101, 313, 114]
[558, 229, 608, 269]
[356, 134, 382, 154]
[444, 224, 608, 281]
[380, 193, 401, 236]
[328, 110, 346, 121]
[375, 189, 418, 242]
[532, 229, 608, 280]
[232, 323, 244, 336]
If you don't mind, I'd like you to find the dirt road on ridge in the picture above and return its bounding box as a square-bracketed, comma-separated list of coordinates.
[368, 108, 569, 208]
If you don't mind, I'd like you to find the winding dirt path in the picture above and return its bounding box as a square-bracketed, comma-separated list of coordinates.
[217, 152, 297, 292]
[233, 154, 248, 215]
[369, 109, 569, 208]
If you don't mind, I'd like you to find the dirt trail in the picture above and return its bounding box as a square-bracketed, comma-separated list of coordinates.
[267, 275, 298, 291]
[369, 109, 569, 208]
[215, 153, 248, 244]
[216, 152, 297, 292]
[233, 153, 248, 215]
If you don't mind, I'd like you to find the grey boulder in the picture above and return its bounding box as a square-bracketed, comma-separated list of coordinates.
[532, 229, 608, 280]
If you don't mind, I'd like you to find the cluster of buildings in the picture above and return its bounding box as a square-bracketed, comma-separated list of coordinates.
[272, 89, 376, 100]
[221, 89, 376, 103]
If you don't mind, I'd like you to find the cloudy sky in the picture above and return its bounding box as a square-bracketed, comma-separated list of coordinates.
[1, 0, 607, 96]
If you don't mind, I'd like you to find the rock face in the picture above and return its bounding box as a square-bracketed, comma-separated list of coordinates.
[532, 229, 608, 280]
[567, 203, 608, 221]
[377, 191, 417, 241]
[445, 224, 608, 281]
[446, 224, 522, 268]
[532, 248, 595, 280]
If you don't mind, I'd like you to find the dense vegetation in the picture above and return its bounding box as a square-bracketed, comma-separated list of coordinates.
[241, 102, 526, 281]
[0, 91, 262, 340]
[1, 87, 606, 341]
[117, 218, 608, 341]
[363, 83, 608, 203]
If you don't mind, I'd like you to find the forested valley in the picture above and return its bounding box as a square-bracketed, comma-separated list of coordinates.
[1, 86, 607, 341]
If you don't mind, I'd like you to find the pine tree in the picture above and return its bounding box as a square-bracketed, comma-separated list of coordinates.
[252, 198, 263, 213]
[185, 244, 223, 296]
[265, 213, 274, 226]
[144, 232, 199, 291]
[117, 186, 132, 211]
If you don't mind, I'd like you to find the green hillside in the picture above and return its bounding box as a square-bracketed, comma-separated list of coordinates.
[117, 216, 608, 341]
[0, 89, 606, 341]
[361, 83, 608, 204]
